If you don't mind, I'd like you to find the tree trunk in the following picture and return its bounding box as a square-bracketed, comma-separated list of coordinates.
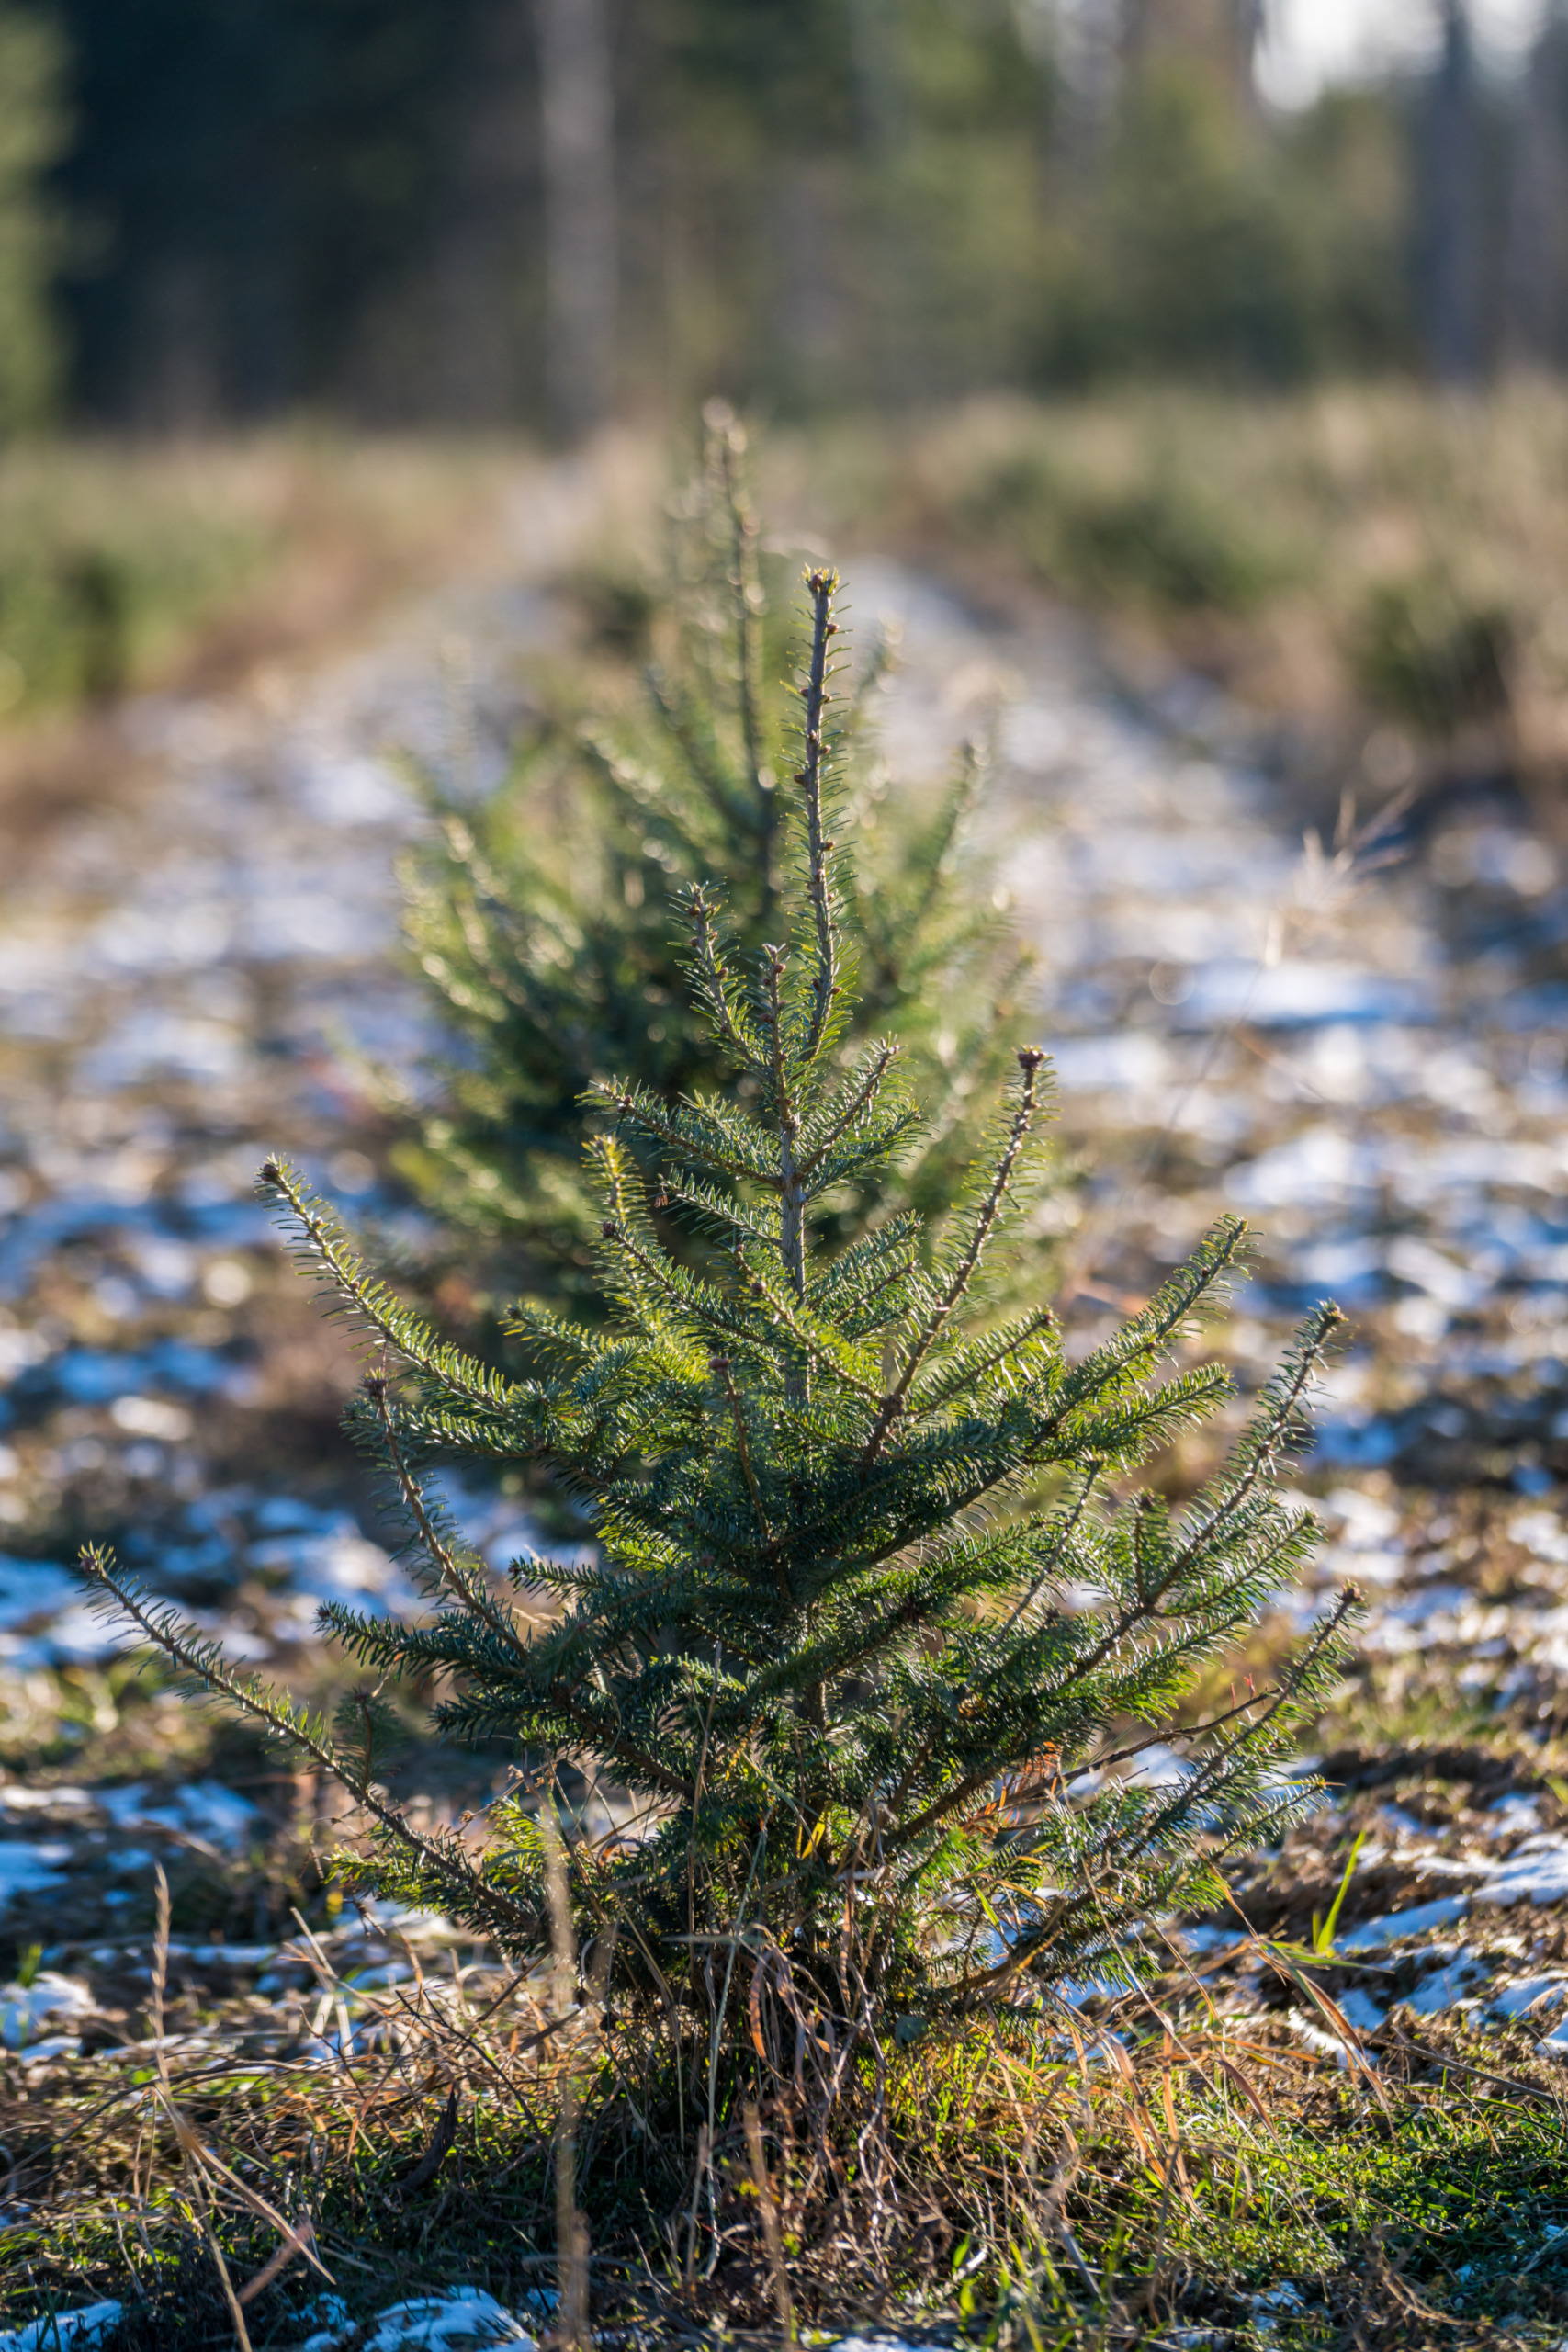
[1417, 0, 1487, 388]
[537, 0, 617, 442]
[1504, 4, 1568, 370]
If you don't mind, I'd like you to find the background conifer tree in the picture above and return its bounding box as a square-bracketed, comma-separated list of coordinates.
[81, 561, 1353, 2213]
[396, 406, 1030, 1312]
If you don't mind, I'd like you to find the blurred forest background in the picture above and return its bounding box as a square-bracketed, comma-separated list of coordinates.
[0, 0, 1554, 443]
[0, 0, 1566, 774]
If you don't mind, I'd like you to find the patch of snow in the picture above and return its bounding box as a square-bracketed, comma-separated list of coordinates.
[1400, 1953, 1491, 2015]
[1477, 1834, 1568, 1906]
[0, 1556, 78, 1631]
[1325, 1494, 1399, 1551]
[297, 2298, 353, 2352]
[1284, 2010, 1356, 2065]
[1487, 1974, 1568, 2020]
[354, 1902, 457, 1939]
[1337, 1987, 1386, 2033]
[829, 2341, 940, 2352]
[0, 1973, 93, 2048]
[1510, 1508, 1568, 1566]
[1177, 1924, 1234, 1953]
[1385, 1236, 1485, 1311]
[0, 2302, 122, 2351]
[1054, 1975, 1126, 2009]
[16, 2035, 80, 2066]
[1486, 1793, 1543, 1837]
[0, 1847, 72, 1910]
[7, 1601, 124, 1668]
[0, 1785, 89, 1812]
[1125, 1743, 1194, 1788]
[250, 1530, 417, 1616]
[349, 2291, 536, 2351]
[97, 1780, 258, 1852]
[1336, 1895, 1471, 1951]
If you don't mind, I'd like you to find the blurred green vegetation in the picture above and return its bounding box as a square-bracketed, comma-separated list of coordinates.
[0, 3, 65, 435]
[0, 1, 1450, 435]
[1353, 572, 1515, 738]
[848, 379, 1568, 759]
[0, 458, 265, 712]
[1036, 73, 1412, 391]
[958, 443, 1290, 615]
[0, 439, 526, 727]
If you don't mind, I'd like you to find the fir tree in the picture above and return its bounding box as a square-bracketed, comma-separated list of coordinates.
[395, 405, 1029, 1311]
[80, 563, 1354, 2157]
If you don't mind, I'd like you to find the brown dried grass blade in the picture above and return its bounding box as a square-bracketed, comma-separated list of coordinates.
[744, 2099, 795, 2352]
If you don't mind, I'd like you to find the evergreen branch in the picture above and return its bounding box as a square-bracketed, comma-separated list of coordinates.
[75, 1548, 537, 1946]
[547, 1685, 701, 1803]
[1122, 1587, 1361, 1865]
[806, 1211, 924, 1317]
[597, 1217, 764, 1355]
[861, 1048, 1048, 1474]
[795, 1042, 898, 1179]
[881, 1493, 1326, 1865]
[733, 1246, 885, 1404]
[996, 1465, 1103, 1636]
[366, 1374, 534, 1660]
[709, 1353, 789, 1601]
[906, 1304, 1059, 1419]
[683, 882, 765, 1069]
[257, 1158, 527, 1419]
[795, 567, 840, 1068]
[590, 1076, 778, 1187]
[1167, 1301, 1342, 1577]
[660, 1176, 781, 1254]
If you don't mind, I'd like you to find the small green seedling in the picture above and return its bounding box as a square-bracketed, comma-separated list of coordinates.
[1311, 1828, 1367, 1959]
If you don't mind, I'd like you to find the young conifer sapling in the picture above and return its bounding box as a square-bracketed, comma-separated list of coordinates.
[80, 563, 1355, 2162]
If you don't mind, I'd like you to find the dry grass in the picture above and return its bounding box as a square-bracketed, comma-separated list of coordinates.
[0, 432, 547, 856]
[14, 1874, 1568, 2349]
[777, 379, 1568, 802]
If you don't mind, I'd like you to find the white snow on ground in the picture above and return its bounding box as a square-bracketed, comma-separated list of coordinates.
[0, 1849, 71, 1907]
[0, 2301, 122, 2350]
[0, 1557, 80, 1631]
[1477, 1836, 1568, 1906]
[301, 2289, 537, 2351]
[1337, 1896, 1472, 1950]
[96, 1780, 259, 1851]
[0, 1973, 93, 2048]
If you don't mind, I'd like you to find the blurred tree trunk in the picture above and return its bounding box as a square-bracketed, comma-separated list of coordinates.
[1047, 0, 1122, 179]
[847, 0, 921, 404]
[433, 1, 530, 424]
[537, 0, 617, 441]
[1417, 0, 1486, 387]
[1121, 0, 1258, 90]
[1504, 2, 1568, 370]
